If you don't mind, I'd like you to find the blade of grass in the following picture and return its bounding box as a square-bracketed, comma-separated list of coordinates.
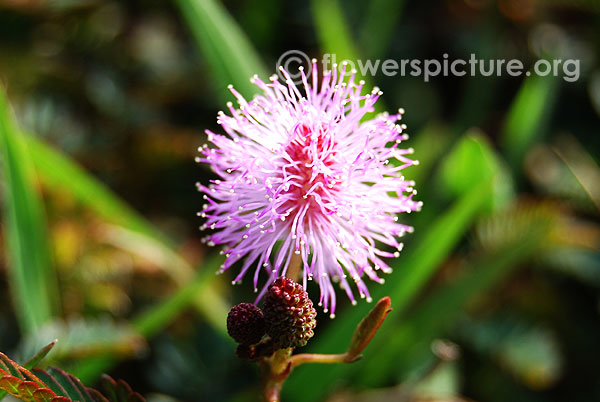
[284, 178, 494, 402]
[175, 0, 269, 99]
[501, 74, 558, 167]
[0, 88, 59, 334]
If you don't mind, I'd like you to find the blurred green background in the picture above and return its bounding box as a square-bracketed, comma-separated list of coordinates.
[0, 0, 599, 401]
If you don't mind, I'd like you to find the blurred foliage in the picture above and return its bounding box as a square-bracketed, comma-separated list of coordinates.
[18, 318, 146, 364]
[0, 1, 599, 402]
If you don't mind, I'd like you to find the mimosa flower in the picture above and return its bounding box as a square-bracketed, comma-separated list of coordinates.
[197, 61, 421, 317]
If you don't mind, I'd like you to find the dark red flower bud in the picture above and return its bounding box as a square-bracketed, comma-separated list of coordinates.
[227, 302, 266, 345]
[263, 277, 317, 348]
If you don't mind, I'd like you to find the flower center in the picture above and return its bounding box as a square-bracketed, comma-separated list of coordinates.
[280, 123, 339, 216]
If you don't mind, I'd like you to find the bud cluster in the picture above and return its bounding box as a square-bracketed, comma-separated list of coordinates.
[263, 277, 317, 348]
[226, 302, 265, 346]
[226, 277, 317, 359]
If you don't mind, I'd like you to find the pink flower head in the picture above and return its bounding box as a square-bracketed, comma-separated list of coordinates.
[197, 61, 421, 318]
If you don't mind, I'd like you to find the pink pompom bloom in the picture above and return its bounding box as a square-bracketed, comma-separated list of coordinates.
[197, 61, 421, 317]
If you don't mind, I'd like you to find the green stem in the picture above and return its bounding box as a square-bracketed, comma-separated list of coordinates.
[260, 349, 362, 401]
[290, 352, 349, 368]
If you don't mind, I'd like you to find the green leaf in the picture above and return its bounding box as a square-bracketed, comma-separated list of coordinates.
[0, 353, 26, 380]
[28, 370, 69, 401]
[0, 377, 21, 398]
[33, 388, 57, 402]
[0, 342, 44, 401]
[23, 342, 57, 370]
[501, 74, 558, 167]
[437, 130, 514, 212]
[100, 375, 144, 402]
[175, 0, 269, 100]
[20, 381, 46, 402]
[34, 368, 95, 402]
[0, 88, 59, 334]
[438, 131, 497, 197]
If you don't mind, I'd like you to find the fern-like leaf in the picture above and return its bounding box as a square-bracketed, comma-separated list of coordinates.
[0, 350, 144, 402]
[100, 376, 145, 402]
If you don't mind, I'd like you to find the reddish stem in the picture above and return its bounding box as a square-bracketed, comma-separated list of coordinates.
[261, 348, 292, 402]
